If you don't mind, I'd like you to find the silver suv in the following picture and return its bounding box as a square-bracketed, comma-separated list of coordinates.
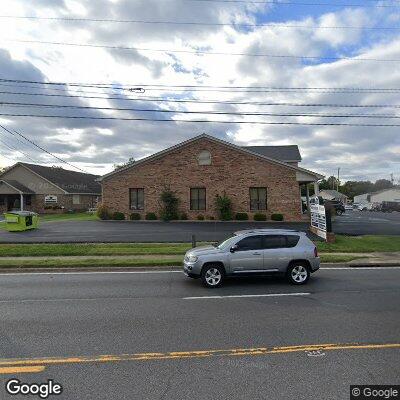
[183, 229, 320, 288]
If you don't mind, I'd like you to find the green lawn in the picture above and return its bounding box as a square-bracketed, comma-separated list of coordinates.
[316, 235, 400, 253]
[39, 213, 99, 222]
[0, 243, 196, 257]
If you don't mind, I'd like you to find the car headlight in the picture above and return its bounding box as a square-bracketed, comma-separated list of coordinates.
[187, 255, 198, 263]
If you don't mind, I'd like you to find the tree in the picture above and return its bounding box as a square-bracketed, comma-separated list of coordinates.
[113, 157, 135, 171]
[159, 187, 179, 221]
[373, 179, 393, 192]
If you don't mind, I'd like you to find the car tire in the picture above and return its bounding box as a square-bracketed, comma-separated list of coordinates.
[287, 262, 310, 285]
[336, 210, 343, 216]
[201, 264, 224, 288]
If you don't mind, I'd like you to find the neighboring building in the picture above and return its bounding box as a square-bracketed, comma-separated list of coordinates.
[0, 162, 101, 213]
[354, 187, 400, 204]
[320, 189, 348, 203]
[99, 134, 323, 221]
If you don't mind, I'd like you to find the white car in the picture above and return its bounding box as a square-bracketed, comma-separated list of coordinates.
[344, 204, 353, 210]
[358, 203, 373, 211]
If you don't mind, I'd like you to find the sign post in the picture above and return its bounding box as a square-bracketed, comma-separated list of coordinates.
[310, 196, 335, 243]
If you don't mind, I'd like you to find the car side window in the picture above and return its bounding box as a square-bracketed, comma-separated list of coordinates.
[235, 235, 263, 251]
[262, 235, 287, 249]
[286, 235, 300, 248]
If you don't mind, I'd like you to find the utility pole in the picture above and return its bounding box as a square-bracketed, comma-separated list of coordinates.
[390, 173, 394, 185]
[337, 167, 340, 191]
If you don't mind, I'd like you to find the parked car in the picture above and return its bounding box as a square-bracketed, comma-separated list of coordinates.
[344, 204, 353, 211]
[183, 229, 320, 288]
[325, 200, 345, 215]
[357, 203, 373, 211]
[381, 201, 400, 213]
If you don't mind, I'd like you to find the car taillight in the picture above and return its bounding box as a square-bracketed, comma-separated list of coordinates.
[314, 247, 318, 257]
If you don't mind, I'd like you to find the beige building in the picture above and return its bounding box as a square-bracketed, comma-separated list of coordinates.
[0, 162, 101, 214]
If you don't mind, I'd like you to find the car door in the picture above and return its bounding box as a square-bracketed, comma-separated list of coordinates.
[262, 235, 291, 272]
[229, 235, 264, 273]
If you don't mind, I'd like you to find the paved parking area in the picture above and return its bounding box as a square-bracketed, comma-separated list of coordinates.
[0, 210, 399, 242]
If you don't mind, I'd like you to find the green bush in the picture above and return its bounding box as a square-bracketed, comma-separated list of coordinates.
[197, 214, 205, 220]
[215, 193, 233, 221]
[145, 212, 157, 220]
[209, 216, 215, 220]
[130, 213, 141, 220]
[96, 204, 112, 220]
[271, 213, 284, 221]
[160, 187, 179, 221]
[180, 213, 188, 220]
[253, 213, 267, 221]
[112, 211, 125, 220]
[235, 212, 249, 220]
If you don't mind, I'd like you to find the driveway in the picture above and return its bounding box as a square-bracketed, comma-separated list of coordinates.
[0, 210, 399, 243]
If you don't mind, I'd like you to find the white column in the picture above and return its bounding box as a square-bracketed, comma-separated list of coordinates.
[306, 184, 310, 213]
[20, 193, 24, 211]
[314, 181, 319, 196]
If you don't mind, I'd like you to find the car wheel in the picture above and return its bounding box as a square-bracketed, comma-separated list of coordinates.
[201, 264, 224, 288]
[336, 210, 343, 216]
[287, 263, 310, 285]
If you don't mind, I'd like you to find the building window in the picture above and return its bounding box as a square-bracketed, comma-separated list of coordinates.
[72, 195, 80, 205]
[197, 150, 211, 165]
[129, 188, 144, 210]
[24, 195, 32, 206]
[250, 187, 267, 211]
[190, 188, 206, 211]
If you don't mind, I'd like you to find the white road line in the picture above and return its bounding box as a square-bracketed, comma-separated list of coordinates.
[0, 267, 398, 276]
[183, 292, 310, 300]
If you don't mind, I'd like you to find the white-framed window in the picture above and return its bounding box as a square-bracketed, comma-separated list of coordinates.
[72, 194, 81, 205]
[197, 150, 211, 165]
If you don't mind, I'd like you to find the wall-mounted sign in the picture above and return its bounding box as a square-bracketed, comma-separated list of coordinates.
[44, 195, 58, 204]
[310, 196, 327, 240]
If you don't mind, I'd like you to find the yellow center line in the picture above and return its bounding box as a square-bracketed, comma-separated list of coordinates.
[0, 366, 45, 374]
[0, 343, 398, 369]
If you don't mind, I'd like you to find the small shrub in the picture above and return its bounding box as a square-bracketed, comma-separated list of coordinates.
[215, 193, 233, 221]
[235, 212, 249, 220]
[130, 213, 141, 220]
[160, 187, 179, 221]
[112, 211, 125, 220]
[145, 212, 157, 220]
[254, 213, 267, 221]
[271, 213, 284, 221]
[208, 216, 215, 220]
[197, 214, 205, 220]
[96, 204, 112, 220]
[180, 213, 188, 220]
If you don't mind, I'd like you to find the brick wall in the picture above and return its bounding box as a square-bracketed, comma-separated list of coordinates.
[102, 137, 303, 221]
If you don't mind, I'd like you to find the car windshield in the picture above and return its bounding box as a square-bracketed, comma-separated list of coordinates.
[214, 235, 237, 249]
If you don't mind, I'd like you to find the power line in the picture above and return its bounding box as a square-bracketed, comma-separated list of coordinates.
[0, 136, 39, 163]
[7, 39, 400, 62]
[2, 90, 400, 108]
[0, 124, 89, 173]
[2, 101, 400, 118]
[2, 78, 400, 92]
[159, 0, 399, 5]
[2, 112, 400, 126]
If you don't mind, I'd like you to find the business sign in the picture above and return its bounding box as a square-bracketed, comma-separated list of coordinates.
[310, 196, 327, 240]
[44, 195, 58, 204]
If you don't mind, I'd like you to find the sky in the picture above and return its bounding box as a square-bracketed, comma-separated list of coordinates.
[0, 0, 399, 182]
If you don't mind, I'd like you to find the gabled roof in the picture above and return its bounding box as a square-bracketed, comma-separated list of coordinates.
[320, 189, 348, 198]
[0, 163, 101, 194]
[0, 179, 35, 194]
[99, 133, 323, 181]
[242, 145, 301, 162]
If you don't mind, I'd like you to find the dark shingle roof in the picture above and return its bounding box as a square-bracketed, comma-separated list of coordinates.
[1, 179, 35, 194]
[19, 163, 101, 194]
[242, 145, 301, 162]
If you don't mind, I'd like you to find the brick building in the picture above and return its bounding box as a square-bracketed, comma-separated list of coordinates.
[0, 162, 101, 214]
[99, 134, 323, 221]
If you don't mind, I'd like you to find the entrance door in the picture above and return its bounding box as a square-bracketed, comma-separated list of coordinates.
[7, 195, 20, 211]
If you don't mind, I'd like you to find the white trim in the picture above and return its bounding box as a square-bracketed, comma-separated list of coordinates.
[99, 134, 324, 181]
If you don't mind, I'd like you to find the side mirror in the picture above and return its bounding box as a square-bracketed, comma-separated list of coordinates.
[230, 245, 238, 253]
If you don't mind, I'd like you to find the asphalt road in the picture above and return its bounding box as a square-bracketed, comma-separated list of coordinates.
[0, 267, 399, 399]
[1, 210, 400, 243]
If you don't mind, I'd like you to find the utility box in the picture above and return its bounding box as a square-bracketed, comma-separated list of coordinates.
[4, 211, 39, 232]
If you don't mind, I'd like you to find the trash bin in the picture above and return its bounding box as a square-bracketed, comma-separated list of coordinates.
[4, 211, 39, 232]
